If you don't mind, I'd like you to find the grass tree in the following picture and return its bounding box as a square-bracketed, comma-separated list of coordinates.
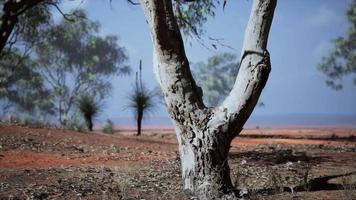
[127, 60, 155, 136]
[77, 94, 100, 131]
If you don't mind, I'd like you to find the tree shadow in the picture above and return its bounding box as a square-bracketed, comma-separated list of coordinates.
[258, 171, 356, 195]
[237, 134, 356, 142]
[229, 149, 328, 165]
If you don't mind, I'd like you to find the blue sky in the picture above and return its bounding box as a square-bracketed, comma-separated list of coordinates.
[53, 0, 355, 121]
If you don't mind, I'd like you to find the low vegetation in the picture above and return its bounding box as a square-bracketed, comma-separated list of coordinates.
[102, 119, 114, 134]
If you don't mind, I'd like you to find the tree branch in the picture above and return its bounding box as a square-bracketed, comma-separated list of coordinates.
[208, 0, 276, 137]
[48, 2, 85, 22]
[127, 0, 140, 5]
[141, 0, 276, 136]
[0, 0, 51, 53]
[140, 0, 206, 126]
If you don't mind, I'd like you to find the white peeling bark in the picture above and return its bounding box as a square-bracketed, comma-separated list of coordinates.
[208, 0, 276, 137]
[140, 0, 276, 198]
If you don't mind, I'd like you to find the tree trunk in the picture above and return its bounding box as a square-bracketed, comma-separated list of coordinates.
[85, 115, 93, 131]
[137, 111, 143, 136]
[175, 125, 235, 198]
[140, 0, 276, 198]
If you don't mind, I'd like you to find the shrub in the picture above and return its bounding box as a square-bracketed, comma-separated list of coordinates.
[102, 119, 114, 134]
[64, 112, 85, 132]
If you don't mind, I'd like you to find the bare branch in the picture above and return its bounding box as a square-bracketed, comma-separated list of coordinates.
[208, 36, 236, 51]
[49, 2, 76, 21]
[126, 0, 140, 5]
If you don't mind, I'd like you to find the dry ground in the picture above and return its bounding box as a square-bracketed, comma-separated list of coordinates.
[0, 124, 355, 199]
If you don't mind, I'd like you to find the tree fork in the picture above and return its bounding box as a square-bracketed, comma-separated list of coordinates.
[140, 0, 276, 198]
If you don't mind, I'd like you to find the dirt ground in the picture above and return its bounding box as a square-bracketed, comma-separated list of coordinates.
[0, 124, 355, 200]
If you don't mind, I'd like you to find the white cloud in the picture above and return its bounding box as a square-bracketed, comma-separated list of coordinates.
[306, 4, 342, 26]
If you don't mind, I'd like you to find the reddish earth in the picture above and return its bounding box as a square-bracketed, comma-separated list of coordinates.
[0, 124, 355, 199]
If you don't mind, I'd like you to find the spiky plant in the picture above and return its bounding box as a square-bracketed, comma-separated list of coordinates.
[127, 60, 155, 136]
[77, 94, 100, 131]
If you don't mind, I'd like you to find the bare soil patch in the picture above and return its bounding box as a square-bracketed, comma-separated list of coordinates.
[0, 124, 355, 199]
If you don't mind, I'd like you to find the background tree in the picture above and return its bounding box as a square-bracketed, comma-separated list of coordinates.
[0, 49, 54, 119]
[173, 0, 218, 39]
[34, 10, 130, 126]
[193, 53, 239, 107]
[318, 0, 355, 90]
[127, 60, 155, 136]
[0, 0, 172, 55]
[140, 0, 276, 198]
[193, 52, 265, 108]
[0, 0, 46, 52]
[0, 0, 63, 54]
[0, 4, 53, 119]
[0, 3, 51, 58]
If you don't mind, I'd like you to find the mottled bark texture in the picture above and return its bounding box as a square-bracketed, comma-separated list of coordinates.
[140, 0, 276, 198]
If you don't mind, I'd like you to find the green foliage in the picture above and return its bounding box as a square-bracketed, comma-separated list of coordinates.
[0, 4, 53, 119]
[102, 119, 114, 134]
[20, 114, 48, 128]
[318, 0, 356, 90]
[1, 8, 130, 127]
[0, 48, 54, 117]
[127, 60, 155, 135]
[33, 9, 130, 126]
[63, 112, 85, 132]
[128, 85, 155, 116]
[193, 52, 239, 107]
[173, 0, 235, 49]
[127, 75, 155, 118]
[173, 0, 220, 39]
[78, 95, 100, 119]
[0, 3, 51, 58]
[12, 4, 51, 49]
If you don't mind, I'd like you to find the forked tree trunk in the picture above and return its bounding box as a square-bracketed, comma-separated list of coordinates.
[140, 0, 276, 198]
[175, 126, 236, 198]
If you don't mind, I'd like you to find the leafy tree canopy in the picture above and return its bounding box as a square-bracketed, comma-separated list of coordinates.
[193, 52, 239, 107]
[0, 48, 54, 117]
[34, 9, 130, 125]
[318, 0, 356, 90]
[0, 4, 53, 118]
[173, 0, 223, 39]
